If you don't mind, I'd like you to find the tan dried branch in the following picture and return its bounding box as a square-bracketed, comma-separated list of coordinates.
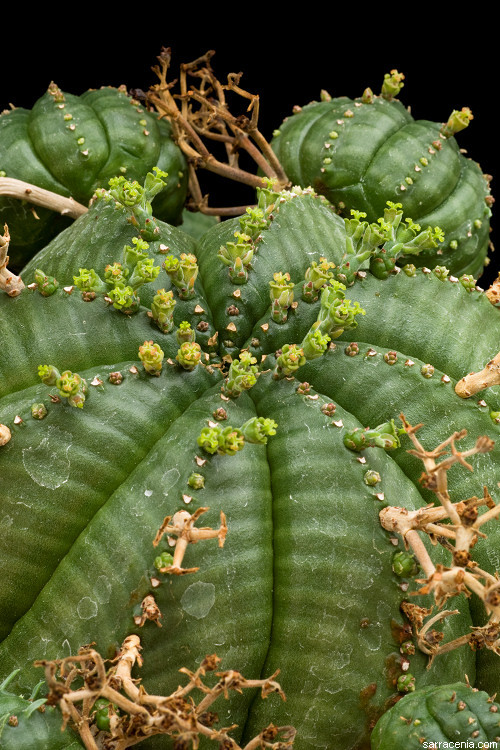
[35, 635, 295, 750]
[153, 507, 227, 575]
[380, 415, 500, 665]
[455, 351, 500, 398]
[485, 274, 500, 306]
[146, 47, 290, 215]
[0, 176, 87, 219]
[0, 224, 24, 296]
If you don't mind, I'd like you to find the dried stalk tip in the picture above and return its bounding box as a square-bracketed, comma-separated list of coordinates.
[455, 351, 500, 398]
[35, 634, 295, 750]
[0, 224, 24, 296]
[380, 415, 499, 667]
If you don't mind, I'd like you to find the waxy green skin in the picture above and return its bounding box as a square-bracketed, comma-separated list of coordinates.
[371, 683, 500, 749]
[272, 96, 491, 277]
[0, 190, 499, 749]
[0, 85, 188, 266]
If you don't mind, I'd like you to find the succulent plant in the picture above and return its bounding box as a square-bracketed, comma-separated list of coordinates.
[271, 70, 493, 278]
[0, 83, 188, 266]
[371, 682, 500, 749]
[1, 159, 500, 750]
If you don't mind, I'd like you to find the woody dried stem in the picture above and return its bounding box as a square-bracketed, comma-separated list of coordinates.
[0, 223, 24, 296]
[379, 414, 500, 665]
[147, 48, 290, 215]
[455, 350, 500, 398]
[35, 635, 295, 750]
[0, 176, 88, 220]
[153, 506, 227, 575]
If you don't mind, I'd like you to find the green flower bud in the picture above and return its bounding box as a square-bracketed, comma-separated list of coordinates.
[216, 426, 245, 455]
[240, 417, 278, 444]
[270, 272, 295, 323]
[104, 262, 129, 287]
[239, 206, 267, 239]
[302, 258, 336, 302]
[381, 70, 405, 100]
[38, 364, 59, 386]
[397, 673, 416, 693]
[138, 341, 164, 376]
[123, 237, 150, 268]
[441, 107, 473, 138]
[421, 364, 435, 379]
[274, 344, 306, 379]
[402, 264, 417, 277]
[34, 268, 58, 296]
[109, 176, 143, 207]
[176, 341, 202, 370]
[218, 232, 254, 284]
[459, 274, 476, 292]
[164, 253, 199, 299]
[224, 352, 259, 397]
[176, 321, 196, 345]
[392, 550, 418, 577]
[154, 551, 174, 570]
[300, 326, 331, 360]
[73, 267, 107, 294]
[433, 265, 449, 281]
[188, 472, 205, 490]
[151, 289, 176, 333]
[197, 426, 220, 454]
[344, 420, 401, 452]
[108, 285, 140, 314]
[400, 641, 416, 655]
[128, 257, 161, 290]
[364, 470, 381, 486]
[31, 403, 48, 420]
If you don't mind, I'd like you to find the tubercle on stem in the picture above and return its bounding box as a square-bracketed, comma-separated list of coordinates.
[35, 634, 295, 750]
[379, 414, 499, 667]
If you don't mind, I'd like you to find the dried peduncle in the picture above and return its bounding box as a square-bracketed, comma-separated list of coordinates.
[0, 224, 24, 296]
[380, 415, 499, 666]
[455, 351, 500, 398]
[147, 47, 290, 215]
[35, 635, 295, 750]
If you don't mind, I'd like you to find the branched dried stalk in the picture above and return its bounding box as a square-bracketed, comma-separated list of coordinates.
[380, 414, 500, 666]
[35, 635, 296, 750]
[0, 223, 24, 296]
[153, 507, 228, 575]
[146, 48, 290, 216]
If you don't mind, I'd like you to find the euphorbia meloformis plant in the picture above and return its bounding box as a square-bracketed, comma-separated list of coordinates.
[0, 59, 499, 750]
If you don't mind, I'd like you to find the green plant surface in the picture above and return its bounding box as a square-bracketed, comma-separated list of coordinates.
[1, 185, 499, 749]
[0, 85, 188, 267]
[371, 682, 500, 749]
[271, 85, 491, 277]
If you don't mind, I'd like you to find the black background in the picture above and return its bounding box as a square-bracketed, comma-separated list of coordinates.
[1, 18, 498, 283]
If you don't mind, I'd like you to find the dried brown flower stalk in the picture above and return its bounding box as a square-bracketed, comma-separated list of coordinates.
[0, 224, 24, 296]
[153, 507, 228, 575]
[35, 635, 295, 750]
[380, 414, 500, 665]
[146, 48, 290, 215]
[455, 350, 500, 398]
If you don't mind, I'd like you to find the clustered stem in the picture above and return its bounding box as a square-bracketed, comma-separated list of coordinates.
[147, 48, 290, 215]
[379, 414, 500, 665]
[35, 635, 295, 750]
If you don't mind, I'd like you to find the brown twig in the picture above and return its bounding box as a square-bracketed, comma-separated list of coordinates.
[36, 636, 295, 750]
[146, 48, 290, 216]
[455, 351, 500, 398]
[380, 415, 500, 665]
[0, 224, 24, 296]
[0, 176, 87, 219]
